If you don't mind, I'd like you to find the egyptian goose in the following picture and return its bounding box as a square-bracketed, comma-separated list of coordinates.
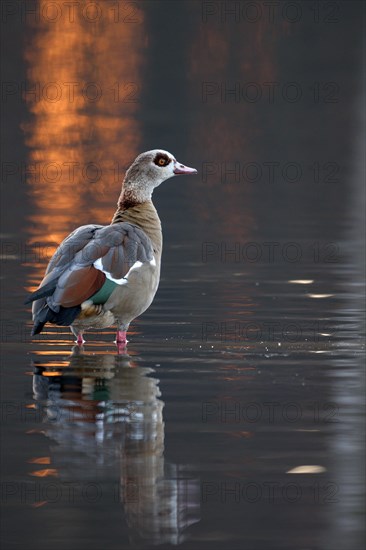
[26, 150, 197, 347]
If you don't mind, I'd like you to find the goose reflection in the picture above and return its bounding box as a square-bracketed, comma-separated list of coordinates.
[32, 347, 199, 545]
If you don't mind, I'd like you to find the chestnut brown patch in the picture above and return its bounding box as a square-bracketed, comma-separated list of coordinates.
[118, 195, 139, 210]
[154, 152, 171, 167]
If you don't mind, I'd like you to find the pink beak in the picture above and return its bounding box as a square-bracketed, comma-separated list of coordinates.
[173, 161, 197, 175]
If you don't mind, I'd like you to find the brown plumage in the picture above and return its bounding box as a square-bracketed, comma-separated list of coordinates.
[26, 149, 197, 347]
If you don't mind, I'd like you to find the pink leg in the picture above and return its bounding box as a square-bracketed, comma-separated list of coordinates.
[115, 330, 127, 345]
[115, 330, 127, 355]
[76, 333, 85, 345]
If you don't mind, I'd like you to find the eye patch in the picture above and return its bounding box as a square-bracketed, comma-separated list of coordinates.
[154, 153, 171, 167]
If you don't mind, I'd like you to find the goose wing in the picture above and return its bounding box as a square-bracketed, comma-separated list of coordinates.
[26, 223, 154, 334]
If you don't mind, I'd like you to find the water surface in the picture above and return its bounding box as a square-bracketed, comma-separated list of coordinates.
[1, 1, 365, 549]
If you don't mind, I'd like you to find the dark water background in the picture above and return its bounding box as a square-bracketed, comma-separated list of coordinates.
[1, 1, 365, 549]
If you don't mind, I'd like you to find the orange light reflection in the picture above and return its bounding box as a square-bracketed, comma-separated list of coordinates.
[28, 457, 51, 464]
[24, 0, 145, 291]
[30, 468, 58, 477]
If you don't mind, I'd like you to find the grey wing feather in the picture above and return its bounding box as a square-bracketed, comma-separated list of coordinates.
[45, 224, 103, 275]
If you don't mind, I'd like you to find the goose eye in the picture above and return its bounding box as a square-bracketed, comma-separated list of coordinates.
[154, 154, 171, 167]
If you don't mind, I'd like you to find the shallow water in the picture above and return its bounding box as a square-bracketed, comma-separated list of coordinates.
[1, 1, 365, 549]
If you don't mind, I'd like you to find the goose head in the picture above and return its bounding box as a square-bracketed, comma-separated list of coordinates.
[121, 149, 197, 205]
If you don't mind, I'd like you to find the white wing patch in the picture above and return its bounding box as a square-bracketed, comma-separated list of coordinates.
[94, 258, 143, 285]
